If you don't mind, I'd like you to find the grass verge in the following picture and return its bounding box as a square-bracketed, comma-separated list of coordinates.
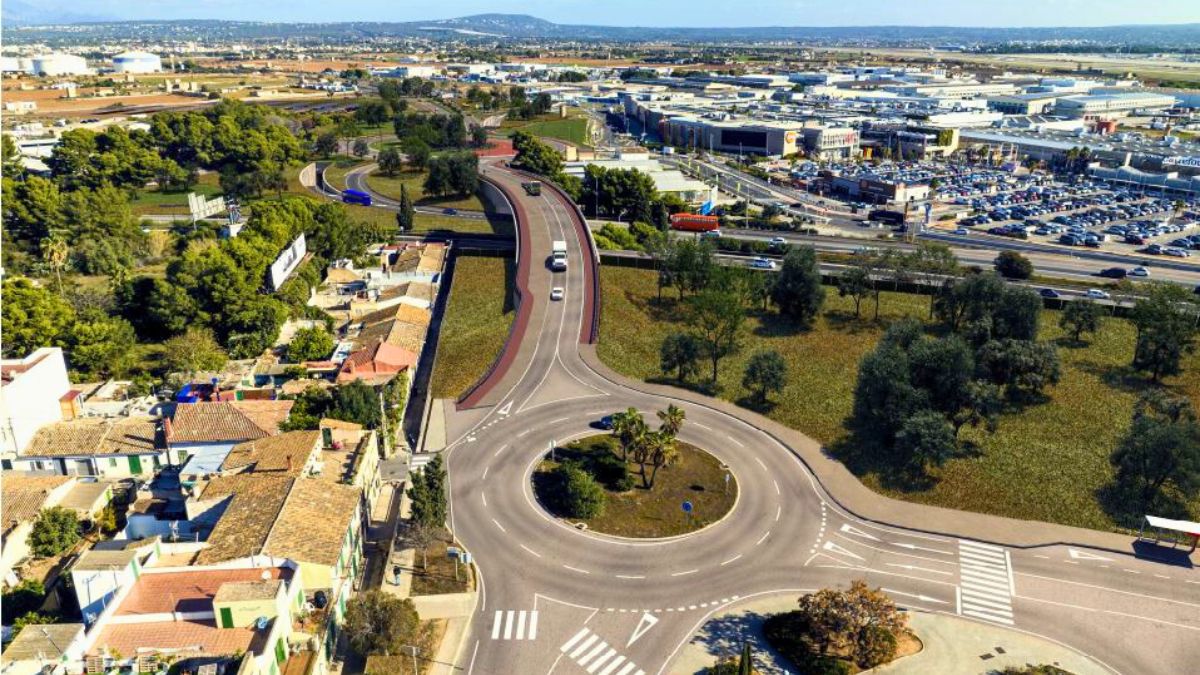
[128, 173, 221, 216]
[429, 257, 516, 399]
[409, 533, 474, 596]
[366, 169, 487, 212]
[596, 265, 1200, 532]
[532, 435, 737, 538]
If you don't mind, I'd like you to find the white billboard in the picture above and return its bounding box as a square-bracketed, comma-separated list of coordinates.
[1163, 156, 1200, 170]
[188, 192, 227, 220]
[268, 233, 307, 291]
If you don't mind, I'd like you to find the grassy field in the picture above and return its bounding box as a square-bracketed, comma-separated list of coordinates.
[499, 111, 591, 147]
[429, 257, 516, 399]
[532, 435, 737, 538]
[322, 159, 361, 192]
[596, 265, 1200, 532]
[129, 172, 221, 216]
[366, 169, 487, 212]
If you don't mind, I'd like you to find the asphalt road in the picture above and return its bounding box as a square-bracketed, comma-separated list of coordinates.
[434, 163, 1200, 675]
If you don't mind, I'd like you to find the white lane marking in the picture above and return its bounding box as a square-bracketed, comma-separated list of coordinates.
[754, 457, 768, 471]
[840, 523, 881, 541]
[481, 493, 487, 507]
[482, 466, 489, 480]
[671, 569, 699, 577]
[520, 544, 542, 558]
[564, 564, 591, 574]
[597, 656, 627, 675]
[822, 540, 865, 561]
[885, 563, 953, 576]
[1067, 548, 1113, 562]
[548, 417, 569, 425]
[570, 634, 600, 659]
[616, 574, 645, 580]
[561, 627, 591, 653]
[691, 421, 712, 431]
[880, 588, 949, 604]
[627, 612, 659, 647]
[491, 518, 506, 533]
[493, 444, 508, 457]
[726, 434, 744, 447]
[891, 542, 954, 555]
[497, 400, 513, 416]
[1017, 594, 1200, 631]
[721, 554, 742, 566]
[1016, 571, 1200, 609]
[773, 479, 780, 495]
[756, 531, 771, 546]
[775, 506, 781, 522]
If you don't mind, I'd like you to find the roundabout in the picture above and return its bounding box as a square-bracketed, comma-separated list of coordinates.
[530, 433, 740, 539]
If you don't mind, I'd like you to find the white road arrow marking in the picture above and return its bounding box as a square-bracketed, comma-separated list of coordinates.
[1067, 548, 1113, 562]
[892, 542, 953, 555]
[880, 588, 950, 605]
[885, 562, 953, 576]
[627, 612, 659, 647]
[497, 400, 513, 416]
[840, 524, 880, 541]
[822, 540, 865, 561]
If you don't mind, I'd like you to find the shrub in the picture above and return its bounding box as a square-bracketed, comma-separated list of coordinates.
[29, 507, 80, 557]
[1, 580, 46, 623]
[557, 463, 606, 519]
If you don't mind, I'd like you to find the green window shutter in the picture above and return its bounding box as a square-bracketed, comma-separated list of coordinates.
[275, 638, 286, 664]
[128, 455, 143, 474]
[219, 606, 234, 629]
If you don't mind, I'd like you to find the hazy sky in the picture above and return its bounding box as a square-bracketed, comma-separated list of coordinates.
[29, 0, 1200, 26]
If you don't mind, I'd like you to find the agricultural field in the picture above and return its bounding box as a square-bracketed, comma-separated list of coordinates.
[596, 265, 1200, 532]
[429, 256, 516, 400]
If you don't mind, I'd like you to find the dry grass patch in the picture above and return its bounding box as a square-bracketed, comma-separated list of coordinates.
[429, 257, 515, 399]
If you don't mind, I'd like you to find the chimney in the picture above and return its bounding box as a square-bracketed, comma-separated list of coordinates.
[164, 417, 174, 443]
[286, 455, 294, 473]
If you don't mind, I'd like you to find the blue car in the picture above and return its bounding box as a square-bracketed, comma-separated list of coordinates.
[598, 415, 615, 430]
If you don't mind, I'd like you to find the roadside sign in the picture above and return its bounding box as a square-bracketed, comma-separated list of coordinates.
[681, 501, 693, 514]
[447, 547, 460, 559]
[462, 551, 473, 564]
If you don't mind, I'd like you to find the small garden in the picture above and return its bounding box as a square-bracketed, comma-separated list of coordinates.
[532, 406, 738, 538]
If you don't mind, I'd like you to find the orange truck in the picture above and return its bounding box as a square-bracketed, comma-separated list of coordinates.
[669, 213, 720, 232]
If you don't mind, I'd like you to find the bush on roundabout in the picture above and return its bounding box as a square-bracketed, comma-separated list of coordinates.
[556, 462, 607, 519]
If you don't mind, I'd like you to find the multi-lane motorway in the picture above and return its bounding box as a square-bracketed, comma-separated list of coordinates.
[425, 161, 1200, 675]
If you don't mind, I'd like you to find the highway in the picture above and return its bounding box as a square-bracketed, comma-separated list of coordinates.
[430, 162, 1200, 675]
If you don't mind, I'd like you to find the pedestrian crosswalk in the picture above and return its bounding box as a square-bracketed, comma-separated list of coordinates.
[957, 540, 1015, 626]
[409, 453, 437, 472]
[489, 610, 538, 640]
[560, 627, 645, 675]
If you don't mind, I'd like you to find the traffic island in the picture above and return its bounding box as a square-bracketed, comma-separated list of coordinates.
[531, 434, 738, 538]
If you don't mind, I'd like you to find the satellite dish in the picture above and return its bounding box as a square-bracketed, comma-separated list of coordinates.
[260, 570, 271, 580]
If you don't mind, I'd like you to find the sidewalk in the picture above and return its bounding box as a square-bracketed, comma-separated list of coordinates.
[671, 594, 1108, 675]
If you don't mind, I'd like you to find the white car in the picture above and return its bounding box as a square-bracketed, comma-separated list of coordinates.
[1129, 266, 1150, 277]
[750, 257, 777, 270]
[954, 227, 969, 235]
[1165, 247, 1191, 258]
[1086, 289, 1111, 300]
[769, 236, 787, 247]
[550, 287, 564, 301]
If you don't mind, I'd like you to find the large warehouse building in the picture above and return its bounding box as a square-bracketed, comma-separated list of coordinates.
[1054, 93, 1177, 120]
[111, 51, 163, 74]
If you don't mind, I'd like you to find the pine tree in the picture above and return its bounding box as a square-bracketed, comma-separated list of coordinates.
[397, 184, 414, 232]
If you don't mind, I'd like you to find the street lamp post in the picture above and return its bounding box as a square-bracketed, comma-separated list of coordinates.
[402, 645, 420, 674]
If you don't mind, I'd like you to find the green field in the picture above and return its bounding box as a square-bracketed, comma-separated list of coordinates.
[499, 112, 591, 147]
[596, 265, 1200, 532]
[429, 257, 516, 399]
[128, 172, 221, 216]
[533, 435, 738, 538]
[365, 169, 487, 212]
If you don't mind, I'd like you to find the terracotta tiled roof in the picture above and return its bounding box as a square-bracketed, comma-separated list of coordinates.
[115, 566, 292, 615]
[220, 431, 321, 475]
[337, 342, 416, 384]
[193, 475, 359, 570]
[265, 479, 359, 569]
[170, 400, 293, 444]
[394, 304, 432, 327]
[21, 417, 160, 458]
[90, 619, 259, 657]
[194, 475, 293, 564]
[1, 475, 71, 535]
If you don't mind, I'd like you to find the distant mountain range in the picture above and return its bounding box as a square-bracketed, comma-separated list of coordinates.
[5, 13, 1200, 47]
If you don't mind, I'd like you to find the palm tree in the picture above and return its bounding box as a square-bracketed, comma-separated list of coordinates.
[42, 237, 69, 295]
[647, 432, 680, 489]
[657, 404, 686, 439]
[610, 407, 645, 462]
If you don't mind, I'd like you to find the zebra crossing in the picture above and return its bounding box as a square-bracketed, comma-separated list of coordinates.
[559, 627, 645, 675]
[409, 453, 437, 472]
[489, 610, 539, 640]
[956, 540, 1015, 626]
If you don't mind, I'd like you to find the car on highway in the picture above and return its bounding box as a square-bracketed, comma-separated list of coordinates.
[1129, 267, 1150, 277]
[550, 287, 564, 301]
[1098, 267, 1127, 279]
[700, 230, 721, 240]
[1039, 288, 1061, 299]
[1166, 247, 1191, 258]
[597, 414, 615, 430]
[443, 208, 458, 215]
[750, 257, 777, 270]
[954, 227, 970, 235]
[1086, 289, 1112, 300]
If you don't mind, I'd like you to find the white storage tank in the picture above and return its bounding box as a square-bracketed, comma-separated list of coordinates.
[112, 51, 163, 74]
[30, 53, 91, 76]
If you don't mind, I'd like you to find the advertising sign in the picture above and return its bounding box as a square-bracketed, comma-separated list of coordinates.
[268, 233, 307, 291]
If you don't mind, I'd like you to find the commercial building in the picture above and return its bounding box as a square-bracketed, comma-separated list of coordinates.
[800, 125, 861, 160]
[887, 82, 1017, 99]
[111, 50, 162, 74]
[987, 93, 1061, 116]
[827, 172, 931, 204]
[562, 154, 718, 204]
[1054, 93, 1178, 120]
[658, 116, 807, 157]
[1089, 165, 1200, 199]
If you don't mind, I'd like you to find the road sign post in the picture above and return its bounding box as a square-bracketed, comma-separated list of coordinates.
[550, 439, 556, 463]
[682, 500, 694, 527]
[724, 472, 731, 494]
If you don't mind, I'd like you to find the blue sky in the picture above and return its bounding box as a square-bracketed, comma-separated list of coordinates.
[27, 0, 1200, 26]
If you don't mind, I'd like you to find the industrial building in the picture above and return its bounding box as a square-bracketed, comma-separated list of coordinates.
[1089, 164, 1200, 198]
[887, 82, 1017, 99]
[987, 93, 1061, 116]
[1054, 92, 1178, 120]
[111, 50, 163, 74]
[826, 172, 932, 204]
[562, 154, 717, 205]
